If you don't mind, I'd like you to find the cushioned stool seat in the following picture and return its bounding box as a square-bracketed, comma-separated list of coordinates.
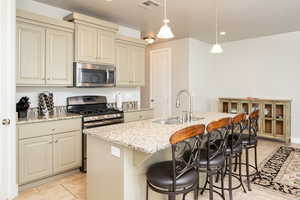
[147, 161, 198, 189]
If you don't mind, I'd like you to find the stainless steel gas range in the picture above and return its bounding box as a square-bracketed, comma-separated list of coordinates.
[66, 96, 124, 172]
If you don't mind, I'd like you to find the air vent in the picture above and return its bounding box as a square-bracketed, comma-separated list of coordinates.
[139, 0, 160, 9]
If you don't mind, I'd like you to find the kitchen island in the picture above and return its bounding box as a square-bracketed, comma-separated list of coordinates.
[84, 112, 235, 200]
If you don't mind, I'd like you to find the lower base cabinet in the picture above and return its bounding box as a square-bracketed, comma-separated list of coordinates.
[53, 131, 81, 174]
[18, 118, 82, 185]
[124, 110, 154, 123]
[19, 136, 53, 184]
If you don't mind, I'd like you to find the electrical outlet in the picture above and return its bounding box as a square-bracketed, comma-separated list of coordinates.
[111, 146, 121, 158]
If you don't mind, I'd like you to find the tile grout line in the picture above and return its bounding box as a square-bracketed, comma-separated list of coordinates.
[61, 183, 79, 199]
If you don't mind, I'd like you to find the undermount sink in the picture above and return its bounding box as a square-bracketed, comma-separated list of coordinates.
[152, 116, 205, 125]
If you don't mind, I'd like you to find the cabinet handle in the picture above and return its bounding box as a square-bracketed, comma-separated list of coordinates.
[54, 140, 58, 143]
[51, 128, 55, 131]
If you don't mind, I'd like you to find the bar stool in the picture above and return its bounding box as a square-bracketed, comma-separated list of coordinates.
[232, 110, 260, 191]
[197, 117, 232, 200]
[224, 113, 247, 199]
[146, 124, 206, 200]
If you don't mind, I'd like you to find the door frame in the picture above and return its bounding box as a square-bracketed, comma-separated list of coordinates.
[0, 0, 18, 199]
[149, 48, 172, 117]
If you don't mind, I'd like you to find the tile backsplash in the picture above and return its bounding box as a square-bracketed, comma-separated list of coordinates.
[16, 87, 141, 108]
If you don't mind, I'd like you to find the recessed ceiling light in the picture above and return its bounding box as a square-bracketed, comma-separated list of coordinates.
[105, 0, 112, 2]
[143, 36, 156, 44]
[220, 31, 226, 36]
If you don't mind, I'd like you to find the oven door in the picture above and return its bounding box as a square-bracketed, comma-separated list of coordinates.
[74, 62, 115, 87]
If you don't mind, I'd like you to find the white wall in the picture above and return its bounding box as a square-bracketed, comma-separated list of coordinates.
[188, 38, 214, 112]
[212, 31, 300, 142]
[16, 0, 142, 107]
[16, 87, 140, 107]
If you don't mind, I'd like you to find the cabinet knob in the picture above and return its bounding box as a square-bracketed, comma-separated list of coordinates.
[54, 140, 58, 143]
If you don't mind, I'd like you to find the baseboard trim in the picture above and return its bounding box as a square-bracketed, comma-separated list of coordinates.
[18, 168, 81, 192]
[291, 138, 300, 144]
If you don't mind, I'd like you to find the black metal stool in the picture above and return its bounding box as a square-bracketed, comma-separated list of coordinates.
[197, 117, 232, 200]
[232, 110, 260, 191]
[146, 124, 205, 200]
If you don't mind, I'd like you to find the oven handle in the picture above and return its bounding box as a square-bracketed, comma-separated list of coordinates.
[106, 69, 109, 84]
[84, 119, 123, 129]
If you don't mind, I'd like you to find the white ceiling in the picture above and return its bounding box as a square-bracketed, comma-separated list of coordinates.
[35, 0, 300, 43]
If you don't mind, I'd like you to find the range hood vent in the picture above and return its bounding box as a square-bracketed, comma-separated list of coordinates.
[139, 0, 160, 9]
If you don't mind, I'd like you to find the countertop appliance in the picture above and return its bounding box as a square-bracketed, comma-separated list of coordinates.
[73, 62, 116, 87]
[67, 95, 124, 172]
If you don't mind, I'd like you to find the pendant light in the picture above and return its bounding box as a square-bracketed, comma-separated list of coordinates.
[211, 0, 223, 54]
[157, 0, 174, 39]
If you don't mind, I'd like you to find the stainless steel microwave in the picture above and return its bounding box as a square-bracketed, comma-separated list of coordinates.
[73, 62, 116, 87]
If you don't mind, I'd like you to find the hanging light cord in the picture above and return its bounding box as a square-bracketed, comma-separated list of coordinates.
[163, 0, 168, 22]
[215, 0, 218, 44]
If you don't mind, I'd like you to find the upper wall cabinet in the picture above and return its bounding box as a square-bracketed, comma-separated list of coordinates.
[65, 12, 118, 65]
[16, 10, 74, 86]
[115, 35, 147, 87]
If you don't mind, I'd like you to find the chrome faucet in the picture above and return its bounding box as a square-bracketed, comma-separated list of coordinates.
[175, 89, 192, 122]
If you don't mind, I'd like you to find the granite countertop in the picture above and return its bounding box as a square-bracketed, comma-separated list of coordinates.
[17, 113, 82, 125]
[84, 112, 236, 154]
[123, 107, 153, 113]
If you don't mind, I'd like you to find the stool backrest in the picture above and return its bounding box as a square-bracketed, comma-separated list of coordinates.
[248, 110, 259, 138]
[206, 117, 232, 164]
[230, 113, 247, 150]
[169, 124, 205, 188]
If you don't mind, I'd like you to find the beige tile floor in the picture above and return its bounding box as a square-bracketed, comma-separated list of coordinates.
[15, 139, 299, 200]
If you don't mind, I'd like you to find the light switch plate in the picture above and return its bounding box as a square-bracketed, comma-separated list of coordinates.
[111, 146, 121, 158]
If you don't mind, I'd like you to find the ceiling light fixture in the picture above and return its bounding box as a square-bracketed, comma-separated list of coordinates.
[211, 0, 223, 54]
[157, 0, 174, 39]
[143, 36, 156, 44]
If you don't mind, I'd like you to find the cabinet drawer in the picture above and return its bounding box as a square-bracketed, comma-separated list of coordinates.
[18, 118, 82, 139]
[124, 110, 153, 123]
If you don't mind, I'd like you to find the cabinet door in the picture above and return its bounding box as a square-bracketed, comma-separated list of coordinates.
[46, 29, 73, 86]
[53, 131, 81, 174]
[97, 31, 115, 65]
[116, 43, 132, 85]
[16, 22, 45, 85]
[131, 46, 145, 86]
[19, 136, 52, 184]
[76, 24, 97, 63]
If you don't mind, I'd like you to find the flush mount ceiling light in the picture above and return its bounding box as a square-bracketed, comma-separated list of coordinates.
[211, 0, 223, 54]
[157, 0, 174, 39]
[143, 36, 156, 44]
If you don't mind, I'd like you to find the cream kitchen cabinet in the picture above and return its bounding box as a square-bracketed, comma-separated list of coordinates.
[19, 135, 53, 185]
[116, 35, 147, 87]
[65, 13, 118, 65]
[53, 131, 82, 174]
[76, 24, 98, 63]
[115, 43, 132, 85]
[16, 10, 74, 86]
[124, 109, 154, 123]
[131, 46, 146, 86]
[16, 22, 46, 85]
[17, 118, 82, 185]
[45, 29, 73, 85]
